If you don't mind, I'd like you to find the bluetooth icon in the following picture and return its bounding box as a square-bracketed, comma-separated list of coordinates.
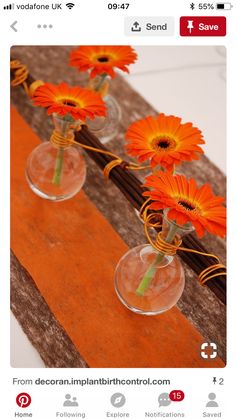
[110, 393, 126, 408]
[190, 2, 195, 9]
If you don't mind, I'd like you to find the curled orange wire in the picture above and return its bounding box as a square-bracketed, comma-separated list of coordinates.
[50, 129, 150, 178]
[140, 201, 226, 286]
[10, 60, 44, 98]
[103, 158, 124, 179]
[10, 60, 29, 95]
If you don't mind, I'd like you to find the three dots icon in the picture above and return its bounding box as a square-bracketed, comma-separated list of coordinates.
[37, 24, 53, 29]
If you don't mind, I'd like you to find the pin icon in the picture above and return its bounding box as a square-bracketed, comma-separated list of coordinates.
[16, 393, 31, 408]
[187, 20, 194, 33]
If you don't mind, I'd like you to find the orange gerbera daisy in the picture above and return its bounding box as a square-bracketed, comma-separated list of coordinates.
[70, 46, 137, 79]
[33, 82, 107, 121]
[144, 172, 226, 238]
[126, 114, 205, 171]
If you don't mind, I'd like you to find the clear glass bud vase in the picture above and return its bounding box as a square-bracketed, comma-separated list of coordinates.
[86, 74, 121, 144]
[114, 211, 194, 315]
[25, 115, 86, 201]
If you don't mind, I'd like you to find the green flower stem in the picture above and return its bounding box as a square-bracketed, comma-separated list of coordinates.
[52, 117, 71, 186]
[136, 223, 179, 297]
[52, 147, 64, 186]
[135, 252, 164, 297]
[94, 73, 107, 92]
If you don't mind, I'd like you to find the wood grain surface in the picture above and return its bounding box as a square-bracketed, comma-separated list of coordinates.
[11, 251, 88, 368]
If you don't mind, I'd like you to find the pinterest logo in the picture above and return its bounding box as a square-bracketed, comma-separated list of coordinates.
[16, 393, 32, 408]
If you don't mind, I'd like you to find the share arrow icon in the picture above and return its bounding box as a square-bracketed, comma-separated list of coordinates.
[131, 21, 141, 32]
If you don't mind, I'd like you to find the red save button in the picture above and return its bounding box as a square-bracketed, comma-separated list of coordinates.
[180, 16, 226, 36]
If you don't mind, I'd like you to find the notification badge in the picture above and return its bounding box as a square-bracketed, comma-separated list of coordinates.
[16, 393, 32, 408]
[169, 390, 185, 402]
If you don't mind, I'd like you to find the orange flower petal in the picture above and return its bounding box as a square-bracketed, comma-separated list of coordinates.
[33, 82, 107, 121]
[126, 114, 205, 171]
[70, 46, 137, 78]
[144, 172, 226, 238]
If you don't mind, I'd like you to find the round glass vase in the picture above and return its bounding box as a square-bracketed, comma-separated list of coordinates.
[86, 74, 121, 144]
[25, 115, 86, 202]
[114, 212, 194, 315]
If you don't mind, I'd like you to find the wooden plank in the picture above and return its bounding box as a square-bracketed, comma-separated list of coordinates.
[11, 251, 88, 368]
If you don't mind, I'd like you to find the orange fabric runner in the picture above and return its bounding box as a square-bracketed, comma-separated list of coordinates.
[11, 107, 224, 368]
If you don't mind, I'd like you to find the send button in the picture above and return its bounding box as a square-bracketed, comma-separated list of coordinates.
[125, 17, 174, 36]
[146, 22, 168, 31]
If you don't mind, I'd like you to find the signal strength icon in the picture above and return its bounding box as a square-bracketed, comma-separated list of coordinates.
[66, 2, 75, 9]
[3, 3, 14, 9]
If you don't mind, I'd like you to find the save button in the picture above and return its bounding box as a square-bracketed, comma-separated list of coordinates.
[180, 16, 226, 36]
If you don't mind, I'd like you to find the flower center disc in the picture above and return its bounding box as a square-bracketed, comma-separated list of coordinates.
[62, 100, 78, 107]
[178, 200, 195, 211]
[97, 56, 109, 63]
[152, 136, 176, 151]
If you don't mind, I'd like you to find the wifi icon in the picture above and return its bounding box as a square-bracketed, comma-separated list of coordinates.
[66, 2, 75, 9]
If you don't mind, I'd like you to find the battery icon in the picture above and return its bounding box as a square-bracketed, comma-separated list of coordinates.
[216, 2, 233, 9]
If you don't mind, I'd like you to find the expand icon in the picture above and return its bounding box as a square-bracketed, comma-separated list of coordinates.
[201, 342, 218, 359]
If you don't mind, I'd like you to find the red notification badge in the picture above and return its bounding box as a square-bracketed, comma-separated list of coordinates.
[169, 390, 185, 402]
